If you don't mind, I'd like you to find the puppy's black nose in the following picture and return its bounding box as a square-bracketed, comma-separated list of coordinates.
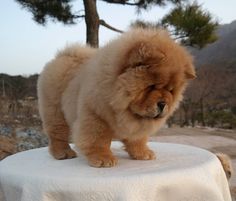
[157, 101, 166, 112]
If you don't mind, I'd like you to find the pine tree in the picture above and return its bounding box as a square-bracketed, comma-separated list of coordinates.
[161, 3, 218, 48]
[15, 0, 217, 48]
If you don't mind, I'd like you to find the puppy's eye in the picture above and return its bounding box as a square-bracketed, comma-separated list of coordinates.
[167, 87, 174, 94]
[169, 89, 174, 94]
[148, 85, 156, 90]
[135, 61, 144, 67]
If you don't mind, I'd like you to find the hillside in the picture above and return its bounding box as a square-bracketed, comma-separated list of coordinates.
[191, 20, 236, 71]
[0, 73, 38, 99]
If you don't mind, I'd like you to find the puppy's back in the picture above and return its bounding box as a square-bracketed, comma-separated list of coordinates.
[38, 44, 96, 131]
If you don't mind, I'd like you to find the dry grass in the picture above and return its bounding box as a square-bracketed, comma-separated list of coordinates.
[0, 97, 41, 128]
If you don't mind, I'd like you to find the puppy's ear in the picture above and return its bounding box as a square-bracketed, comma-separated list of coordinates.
[185, 64, 196, 79]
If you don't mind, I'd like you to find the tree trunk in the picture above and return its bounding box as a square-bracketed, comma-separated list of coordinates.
[190, 110, 196, 127]
[83, 0, 100, 48]
[200, 98, 206, 127]
[182, 101, 189, 126]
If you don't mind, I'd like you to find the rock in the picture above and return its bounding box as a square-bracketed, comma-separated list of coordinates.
[16, 128, 48, 152]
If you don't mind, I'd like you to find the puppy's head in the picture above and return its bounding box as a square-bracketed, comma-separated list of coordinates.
[111, 28, 195, 121]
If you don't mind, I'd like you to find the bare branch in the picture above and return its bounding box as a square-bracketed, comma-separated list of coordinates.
[99, 19, 124, 33]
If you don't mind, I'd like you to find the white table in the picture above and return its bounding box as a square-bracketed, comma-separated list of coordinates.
[0, 142, 232, 201]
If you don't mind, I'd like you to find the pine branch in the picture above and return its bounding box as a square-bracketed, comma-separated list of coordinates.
[172, 34, 187, 40]
[74, 15, 85, 18]
[73, 10, 85, 19]
[101, 0, 141, 6]
[99, 19, 124, 33]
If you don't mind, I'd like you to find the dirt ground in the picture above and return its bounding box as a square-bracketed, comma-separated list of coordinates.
[151, 126, 236, 200]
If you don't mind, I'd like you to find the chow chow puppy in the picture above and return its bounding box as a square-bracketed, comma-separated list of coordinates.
[38, 28, 195, 167]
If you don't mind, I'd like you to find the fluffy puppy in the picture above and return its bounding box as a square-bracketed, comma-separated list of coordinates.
[38, 28, 196, 167]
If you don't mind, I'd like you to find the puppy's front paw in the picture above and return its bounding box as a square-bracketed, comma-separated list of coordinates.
[130, 149, 156, 160]
[50, 146, 77, 160]
[87, 153, 118, 168]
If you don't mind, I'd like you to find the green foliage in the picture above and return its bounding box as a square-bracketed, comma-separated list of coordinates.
[15, 0, 217, 49]
[206, 110, 236, 128]
[232, 106, 236, 115]
[130, 19, 157, 29]
[131, 3, 218, 48]
[15, 0, 75, 25]
[15, 0, 187, 25]
[161, 2, 218, 48]
[102, 0, 186, 9]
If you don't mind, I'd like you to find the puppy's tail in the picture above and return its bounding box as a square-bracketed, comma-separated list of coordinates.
[216, 153, 233, 180]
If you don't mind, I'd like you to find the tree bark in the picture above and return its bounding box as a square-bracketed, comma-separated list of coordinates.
[83, 0, 99, 47]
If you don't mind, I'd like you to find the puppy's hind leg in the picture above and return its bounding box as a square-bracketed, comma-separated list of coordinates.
[42, 107, 77, 160]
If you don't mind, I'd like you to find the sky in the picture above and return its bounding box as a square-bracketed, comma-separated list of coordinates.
[0, 0, 236, 75]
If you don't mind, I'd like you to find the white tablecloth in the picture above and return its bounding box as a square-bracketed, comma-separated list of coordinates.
[0, 142, 232, 201]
